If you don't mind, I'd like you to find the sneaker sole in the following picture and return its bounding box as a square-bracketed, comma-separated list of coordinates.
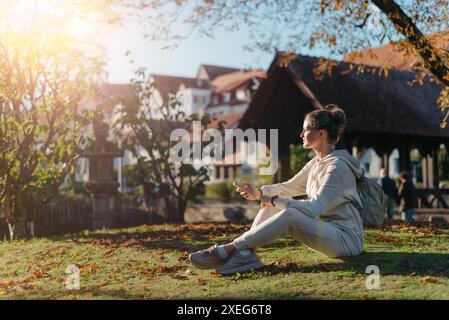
[216, 261, 265, 275]
[189, 255, 224, 270]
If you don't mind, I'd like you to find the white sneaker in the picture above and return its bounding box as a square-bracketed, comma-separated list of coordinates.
[189, 244, 229, 269]
[216, 250, 264, 275]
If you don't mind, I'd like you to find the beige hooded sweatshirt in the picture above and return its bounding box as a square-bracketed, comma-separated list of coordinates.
[260, 149, 364, 252]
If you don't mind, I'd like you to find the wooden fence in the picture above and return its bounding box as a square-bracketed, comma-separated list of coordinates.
[0, 194, 168, 238]
[33, 194, 92, 236]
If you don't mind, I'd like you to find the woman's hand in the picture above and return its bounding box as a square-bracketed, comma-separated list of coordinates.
[260, 195, 273, 208]
[233, 181, 262, 201]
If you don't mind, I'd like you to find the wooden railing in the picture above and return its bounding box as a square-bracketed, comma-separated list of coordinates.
[416, 188, 449, 209]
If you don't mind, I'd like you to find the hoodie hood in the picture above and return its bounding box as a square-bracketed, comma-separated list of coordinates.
[319, 149, 364, 179]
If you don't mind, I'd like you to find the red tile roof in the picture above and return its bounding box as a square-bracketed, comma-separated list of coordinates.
[344, 30, 449, 70]
[211, 70, 267, 93]
[150, 74, 210, 101]
[200, 64, 241, 81]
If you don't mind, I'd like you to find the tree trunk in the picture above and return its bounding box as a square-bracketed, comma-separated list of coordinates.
[176, 199, 187, 223]
[7, 221, 14, 242]
[373, 0, 449, 86]
[6, 217, 27, 241]
[163, 195, 179, 223]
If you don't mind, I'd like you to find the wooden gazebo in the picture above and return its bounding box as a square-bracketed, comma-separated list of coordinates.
[239, 54, 449, 208]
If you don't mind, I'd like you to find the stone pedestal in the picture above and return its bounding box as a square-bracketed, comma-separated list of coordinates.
[80, 113, 123, 230]
[91, 194, 114, 229]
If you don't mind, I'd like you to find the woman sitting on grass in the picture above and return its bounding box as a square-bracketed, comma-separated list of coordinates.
[189, 104, 364, 275]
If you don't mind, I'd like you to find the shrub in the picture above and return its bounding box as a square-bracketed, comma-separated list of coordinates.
[205, 182, 238, 202]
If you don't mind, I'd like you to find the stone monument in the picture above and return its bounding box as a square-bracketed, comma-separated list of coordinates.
[80, 113, 123, 229]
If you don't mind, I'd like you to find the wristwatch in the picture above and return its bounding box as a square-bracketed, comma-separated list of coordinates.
[257, 188, 263, 200]
[271, 195, 279, 207]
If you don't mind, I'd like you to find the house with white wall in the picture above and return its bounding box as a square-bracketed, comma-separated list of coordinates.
[73, 65, 267, 189]
[148, 65, 265, 119]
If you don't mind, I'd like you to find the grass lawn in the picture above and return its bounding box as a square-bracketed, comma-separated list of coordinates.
[0, 221, 448, 300]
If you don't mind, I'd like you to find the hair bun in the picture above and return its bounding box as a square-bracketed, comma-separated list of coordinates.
[304, 104, 347, 145]
[325, 104, 347, 126]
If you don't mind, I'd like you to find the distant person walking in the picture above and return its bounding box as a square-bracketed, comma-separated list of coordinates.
[379, 168, 399, 221]
[397, 171, 418, 222]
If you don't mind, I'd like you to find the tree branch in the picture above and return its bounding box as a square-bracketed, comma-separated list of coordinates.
[372, 0, 449, 86]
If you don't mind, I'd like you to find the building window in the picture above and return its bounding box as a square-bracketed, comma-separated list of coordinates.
[214, 167, 220, 179]
[193, 95, 200, 103]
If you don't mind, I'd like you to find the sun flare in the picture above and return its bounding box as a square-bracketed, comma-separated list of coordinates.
[0, 0, 102, 41]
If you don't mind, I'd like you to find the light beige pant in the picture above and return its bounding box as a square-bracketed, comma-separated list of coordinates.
[233, 207, 362, 258]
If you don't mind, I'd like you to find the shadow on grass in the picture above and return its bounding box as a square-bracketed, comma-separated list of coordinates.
[257, 251, 449, 278]
[45, 222, 247, 253]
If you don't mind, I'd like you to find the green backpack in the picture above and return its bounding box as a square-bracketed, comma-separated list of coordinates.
[355, 173, 388, 227]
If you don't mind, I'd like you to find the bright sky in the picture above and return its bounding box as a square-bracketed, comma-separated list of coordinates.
[0, 0, 312, 85]
[0, 0, 392, 85]
[103, 22, 275, 84]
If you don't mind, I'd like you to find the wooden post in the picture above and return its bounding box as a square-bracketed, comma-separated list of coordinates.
[427, 153, 434, 189]
[274, 154, 291, 183]
[432, 147, 439, 189]
[382, 153, 389, 175]
[280, 153, 291, 182]
[273, 141, 291, 183]
[421, 155, 428, 188]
